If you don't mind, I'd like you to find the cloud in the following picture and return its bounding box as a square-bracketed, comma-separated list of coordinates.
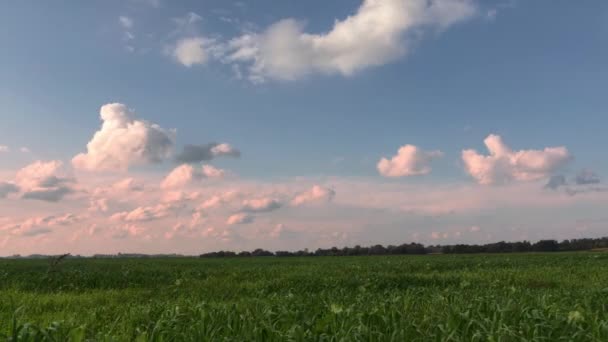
[22, 187, 73, 202]
[377, 145, 443, 177]
[172, 37, 212, 67]
[119, 16, 133, 29]
[112, 178, 145, 192]
[175, 143, 240, 163]
[575, 169, 600, 185]
[241, 197, 282, 212]
[0, 145, 9, 153]
[197, 190, 240, 210]
[15, 160, 75, 202]
[0, 182, 19, 198]
[462, 134, 571, 185]
[161, 164, 225, 189]
[111, 203, 179, 222]
[224, 0, 477, 82]
[0, 214, 82, 237]
[72, 103, 174, 171]
[20, 147, 30, 153]
[226, 213, 254, 225]
[161, 164, 200, 189]
[291, 185, 336, 206]
[544, 175, 567, 190]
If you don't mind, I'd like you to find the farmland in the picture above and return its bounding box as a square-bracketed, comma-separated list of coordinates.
[1, 253, 607, 341]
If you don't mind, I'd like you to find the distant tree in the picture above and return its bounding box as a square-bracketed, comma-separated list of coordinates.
[533, 240, 559, 252]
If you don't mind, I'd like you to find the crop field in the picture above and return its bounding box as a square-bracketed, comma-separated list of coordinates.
[1, 253, 607, 341]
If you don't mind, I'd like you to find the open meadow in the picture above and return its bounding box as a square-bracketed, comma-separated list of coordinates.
[1, 253, 607, 341]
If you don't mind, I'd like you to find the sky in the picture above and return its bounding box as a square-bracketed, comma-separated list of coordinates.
[0, 0, 607, 256]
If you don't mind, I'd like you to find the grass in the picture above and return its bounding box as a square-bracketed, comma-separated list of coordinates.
[0, 253, 607, 341]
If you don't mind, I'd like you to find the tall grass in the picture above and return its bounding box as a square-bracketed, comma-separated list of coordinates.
[1, 253, 607, 341]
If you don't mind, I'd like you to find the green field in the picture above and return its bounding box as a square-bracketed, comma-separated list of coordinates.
[1, 253, 607, 341]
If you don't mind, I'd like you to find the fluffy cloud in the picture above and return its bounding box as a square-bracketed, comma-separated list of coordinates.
[110, 203, 178, 222]
[15, 160, 75, 202]
[377, 145, 443, 177]
[241, 197, 282, 212]
[172, 37, 212, 67]
[462, 134, 571, 185]
[119, 16, 133, 29]
[72, 103, 174, 171]
[226, 213, 254, 225]
[175, 143, 240, 164]
[197, 190, 240, 210]
[1, 214, 82, 237]
[291, 185, 336, 206]
[112, 178, 144, 192]
[0, 182, 19, 198]
[0, 145, 9, 152]
[161, 164, 225, 189]
[225, 0, 476, 82]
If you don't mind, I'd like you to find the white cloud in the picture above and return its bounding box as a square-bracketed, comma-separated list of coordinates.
[291, 185, 336, 206]
[377, 145, 443, 177]
[119, 16, 133, 29]
[172, 37, 215, 67]
[225, 0, 477, 82]
[161, 164, 200, 189]
[462, 134, 571, 185]
[226, 212, 254, 225]
[0, 145, 9, 153]
[161, 164, 225, 189]
[72, 103, 174, 172]
[20, 147, 30, 153]
[202, 165, 225, 178]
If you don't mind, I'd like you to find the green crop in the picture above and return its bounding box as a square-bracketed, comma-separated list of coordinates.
[1, 253, 607, 341]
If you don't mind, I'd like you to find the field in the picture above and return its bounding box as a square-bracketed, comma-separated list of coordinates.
[1, 253, 607, 341]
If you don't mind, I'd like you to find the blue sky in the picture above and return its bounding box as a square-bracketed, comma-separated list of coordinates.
[0, 0, 607, 255]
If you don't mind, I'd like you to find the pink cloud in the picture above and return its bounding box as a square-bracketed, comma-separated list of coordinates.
[462, 134, 571, 185]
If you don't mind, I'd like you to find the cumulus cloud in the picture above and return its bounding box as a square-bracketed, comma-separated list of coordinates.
[161, 164, 225, 189]
[0, 214, 82, 237]
[224, 0, 477, 82]
[291, 185, 336, 206]
[112, 178, 144, 192]
[175, 143, 240, 164]
[241, 197, 282, 212]
[172, 37, 213, 67]
[72, 103, 174, 171]
[111, 203, 179, 222]
[226, 213, 254, 225]
[462, 134, 571, 185]
[0, 182, 19, 198]
[15, 160, 75, 202]
[196, 190, 240, 210]
[378, 145, 443, 177]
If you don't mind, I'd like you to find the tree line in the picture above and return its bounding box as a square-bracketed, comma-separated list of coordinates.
[199, 237, 608, 258]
